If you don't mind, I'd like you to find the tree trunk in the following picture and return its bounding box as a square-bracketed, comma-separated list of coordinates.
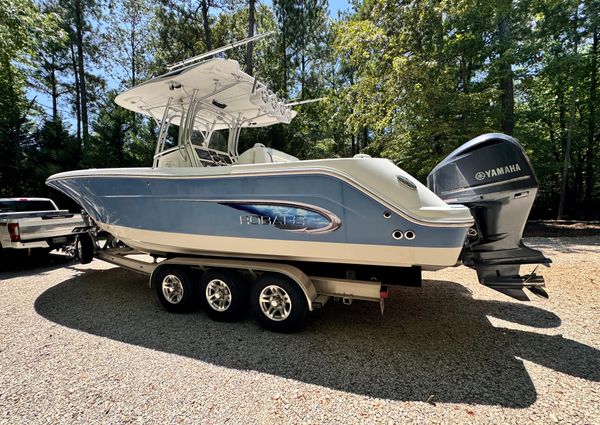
[558, 11, 580, 219]
[50, 53, 58, 121]
[498, 2, 514, 134]
[130, 15, 138, 134]
[69, 36, 81, 145]
[281, 8, 288, 96]
[246, 0, 255, 76]
[131, 18, 137, 87]
[300, 5, 306, 99]
[585, 29, 598, 214]
[200, 0, 211, 51]
[301, 53, 306, 99]
[74, 0, 88, 148]
[460, 57, 470, 133]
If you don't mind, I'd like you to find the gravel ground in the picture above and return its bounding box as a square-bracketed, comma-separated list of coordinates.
[0, 237, 598, 424]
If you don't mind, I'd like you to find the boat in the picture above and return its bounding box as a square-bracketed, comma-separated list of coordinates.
[46, 37, 550, 331]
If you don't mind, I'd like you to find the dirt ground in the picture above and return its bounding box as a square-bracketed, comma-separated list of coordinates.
[524, 221, 600, 237]
[0, 237, 598, 424]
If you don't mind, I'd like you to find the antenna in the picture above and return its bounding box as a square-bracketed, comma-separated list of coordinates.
[166, 31, 276, 71]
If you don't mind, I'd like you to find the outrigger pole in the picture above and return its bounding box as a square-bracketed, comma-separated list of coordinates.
[166, 31, 276, 71]
[285, 98, 326, 107]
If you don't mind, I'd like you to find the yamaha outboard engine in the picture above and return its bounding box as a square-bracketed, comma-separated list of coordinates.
[428, 133, 551, 301]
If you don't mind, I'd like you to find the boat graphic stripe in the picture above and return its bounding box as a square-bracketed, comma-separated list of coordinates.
[220, 201, 341, 234]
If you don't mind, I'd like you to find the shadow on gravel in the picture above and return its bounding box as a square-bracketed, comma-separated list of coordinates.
[526, 237, 600, 254]
[34, 268, 600, 407]
[0, 251, 73, 279]
[524, 222, 600, 238]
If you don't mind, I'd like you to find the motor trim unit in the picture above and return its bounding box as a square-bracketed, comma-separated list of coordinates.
[428, 133, 551, 301]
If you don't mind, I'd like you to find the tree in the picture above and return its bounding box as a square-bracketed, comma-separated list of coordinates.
[271, 0, 330, 157]
[272, 0, 328, 97]
[52, 0, 103, 149]
[583, 0, 599, 214]
[30, 1, 70, 121]
[72, 0, 91, 147]
[84, 91, 155, 168]
[4, 0, 598, 218]
[153, 0, 221, 69]
[0, 0, 61, 196]
[23, 117, 80, 197]
[514, 0, 598, 218]
[83, 91, 130, 168]
[497, 0, 515, 134]
[103, 0, 152, 88]
[246, 0, 256, 75]
[334, 1, 497, 179]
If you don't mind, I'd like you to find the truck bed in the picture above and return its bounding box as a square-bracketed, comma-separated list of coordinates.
[0, 207, 85, 250]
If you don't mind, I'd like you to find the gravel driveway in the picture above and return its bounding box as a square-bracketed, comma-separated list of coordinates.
[0, 237, 598, 424]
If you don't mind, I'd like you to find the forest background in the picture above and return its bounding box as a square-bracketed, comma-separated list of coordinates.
[1, 0, 598, 219]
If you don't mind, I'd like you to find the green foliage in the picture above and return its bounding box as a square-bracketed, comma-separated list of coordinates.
[102, 0, 153, 87]
[332, 0, 599, 216]
[2, 0, 598, 218]
[334, 1, 499, 179]
[0, 0, 63, 197]
[512, 0, 599, 217]
[83, 91, 154, 168]
[0, 0, 62, 64]
[0, 66, 31, 197]
[22, 118, 80, 193]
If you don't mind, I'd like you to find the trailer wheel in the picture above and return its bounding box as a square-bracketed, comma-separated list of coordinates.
[251, 273, 307, 333]
[199, 269, 248, 321]
[75, 233, 94, 264]
[153, 266, 197, 313]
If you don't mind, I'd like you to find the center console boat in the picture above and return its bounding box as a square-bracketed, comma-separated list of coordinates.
[47, 41, 550, 332]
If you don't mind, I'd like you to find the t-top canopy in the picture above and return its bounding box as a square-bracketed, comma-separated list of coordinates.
[114, 58, 296, 131]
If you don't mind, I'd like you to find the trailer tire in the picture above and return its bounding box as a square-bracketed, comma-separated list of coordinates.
[199, 269, 248, 321]
[76, 233, 94, 264]
[251, 273, 307, 333]
[153, 266, 197, 313]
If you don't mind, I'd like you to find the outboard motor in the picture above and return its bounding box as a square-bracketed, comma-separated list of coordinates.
[428, 133, 551, 301]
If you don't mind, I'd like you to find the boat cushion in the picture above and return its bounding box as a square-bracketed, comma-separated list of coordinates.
[237, 144, 298, 164]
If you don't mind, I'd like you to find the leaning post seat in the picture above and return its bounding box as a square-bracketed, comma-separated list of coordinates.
[237, 143, 299, 164]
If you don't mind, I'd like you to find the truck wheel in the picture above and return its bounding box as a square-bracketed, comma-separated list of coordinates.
[76, 233, 94, 264]
[250, 273, 308, 333]
[199, 269, 248, 321]
[152, 266, 197, 313]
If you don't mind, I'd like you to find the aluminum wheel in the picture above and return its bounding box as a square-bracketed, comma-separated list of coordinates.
[259, 285, 292, 321]
[205, 279, 232, 312]
[161, 274, 184, 304]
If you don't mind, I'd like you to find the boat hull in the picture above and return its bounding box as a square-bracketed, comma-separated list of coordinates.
[99, 222, 463, 268]
[47, 161, 472, 268]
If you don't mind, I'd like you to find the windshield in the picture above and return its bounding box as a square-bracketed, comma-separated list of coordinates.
[0, 200, 56, 213]
[207, 129, 229, 153]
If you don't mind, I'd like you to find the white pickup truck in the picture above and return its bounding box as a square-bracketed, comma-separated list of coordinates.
[0, 198, 88, 256]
